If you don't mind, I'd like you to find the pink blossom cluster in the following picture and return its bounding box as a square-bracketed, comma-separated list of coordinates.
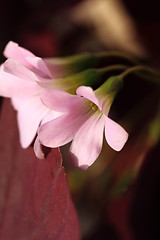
[0, 42, 128, 169]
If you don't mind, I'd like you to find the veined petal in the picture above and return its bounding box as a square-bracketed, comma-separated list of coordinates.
[95, 89, 114, 116]
[105, 116, 128, 151]
[41, 89, 83, 112]
[76, 86, 101, 110]
[69, 113, 105, 170]
[38, 114, 76, 148]
[4, 41, 34, 66]
[0, 66, 40, 97]
[14, 96, 49, 148]
[38, 99, 92, 148]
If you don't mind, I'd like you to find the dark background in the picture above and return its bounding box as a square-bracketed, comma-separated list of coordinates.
[0, 1, 160, 239]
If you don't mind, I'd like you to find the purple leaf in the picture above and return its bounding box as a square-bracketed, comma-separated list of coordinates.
[0, 99, 80, 240]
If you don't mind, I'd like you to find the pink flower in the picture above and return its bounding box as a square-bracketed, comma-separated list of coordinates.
[38, 86, 128, 170]
[0, 41, 103, 151]
[0, 41, 56, 148]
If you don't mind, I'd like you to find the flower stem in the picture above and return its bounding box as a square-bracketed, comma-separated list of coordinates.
[118, 65, 160, 86]
[98, 64, 128, 74]
[119, 65, 160, 78]
[95, 51, 140, 65]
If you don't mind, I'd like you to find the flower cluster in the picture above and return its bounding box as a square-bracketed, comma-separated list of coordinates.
[0, 41, 128, 169]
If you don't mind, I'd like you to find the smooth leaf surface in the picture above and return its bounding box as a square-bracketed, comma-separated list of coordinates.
[0, 99, 80, 240]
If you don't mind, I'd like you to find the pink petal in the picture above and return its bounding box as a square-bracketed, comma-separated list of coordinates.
[0, 65, 40, 97]
[105, 116, 128, 151]
[41, 89, 83, 112]
[4, 42, 52, 79]
[14, 96, 49, 148]
[11, 97, 19, 110]
[25, 56, 52, 78]
[34, 110, 62, 159]
[41, 109, 63, 124]
[34, 136, 45, 159]
[4, 41, 34, 67]
[38, 99, 91, 148]
[38, 115, 76, 148]
[76, 86, 101, 109]
[43, 58, 67, 79]
[69, 113, 105, 170]
[3, 59, 37, 82]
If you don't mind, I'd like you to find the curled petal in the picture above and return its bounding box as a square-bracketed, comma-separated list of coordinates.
[34, 136, 45, 159]
[4, 41, 34, 67]
[25, 56, 52, 78]
[4, 41, 52, 79]
[76, 86, 101, 110]
[105, 116, 128, 151]
[69, 113, 105, 170]
[34, 110, 62, 159]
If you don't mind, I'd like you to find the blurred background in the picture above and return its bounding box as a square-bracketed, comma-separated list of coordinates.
[0, 0, 160, 239]
[1, 0, 160, 62]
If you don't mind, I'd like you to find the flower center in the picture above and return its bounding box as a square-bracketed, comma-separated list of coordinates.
[90, 102, 99, 111]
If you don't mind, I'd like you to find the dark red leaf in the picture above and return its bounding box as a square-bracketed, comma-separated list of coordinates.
[0, 99, 80, 240]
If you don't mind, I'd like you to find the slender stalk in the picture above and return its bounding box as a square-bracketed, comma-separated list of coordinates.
[117, 65, 160, 86]
[97, 64, 128, 74]
[95, 51, 140, 65]
[119, 65, 160, 79]
[97, 64, 160, 86]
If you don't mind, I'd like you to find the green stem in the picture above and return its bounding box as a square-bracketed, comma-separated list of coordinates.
[119, 65, 160, 78]
[118, 65, 160, 86]
[95, 51, 140, 65]
[97, 64, 160, 87]
[97, 64, 128, 74]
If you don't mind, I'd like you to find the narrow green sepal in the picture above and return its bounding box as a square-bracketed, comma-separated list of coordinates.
[37, 68, 103, 94]
[95, 76, 123, 114]
[44, 53, 98, 79]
